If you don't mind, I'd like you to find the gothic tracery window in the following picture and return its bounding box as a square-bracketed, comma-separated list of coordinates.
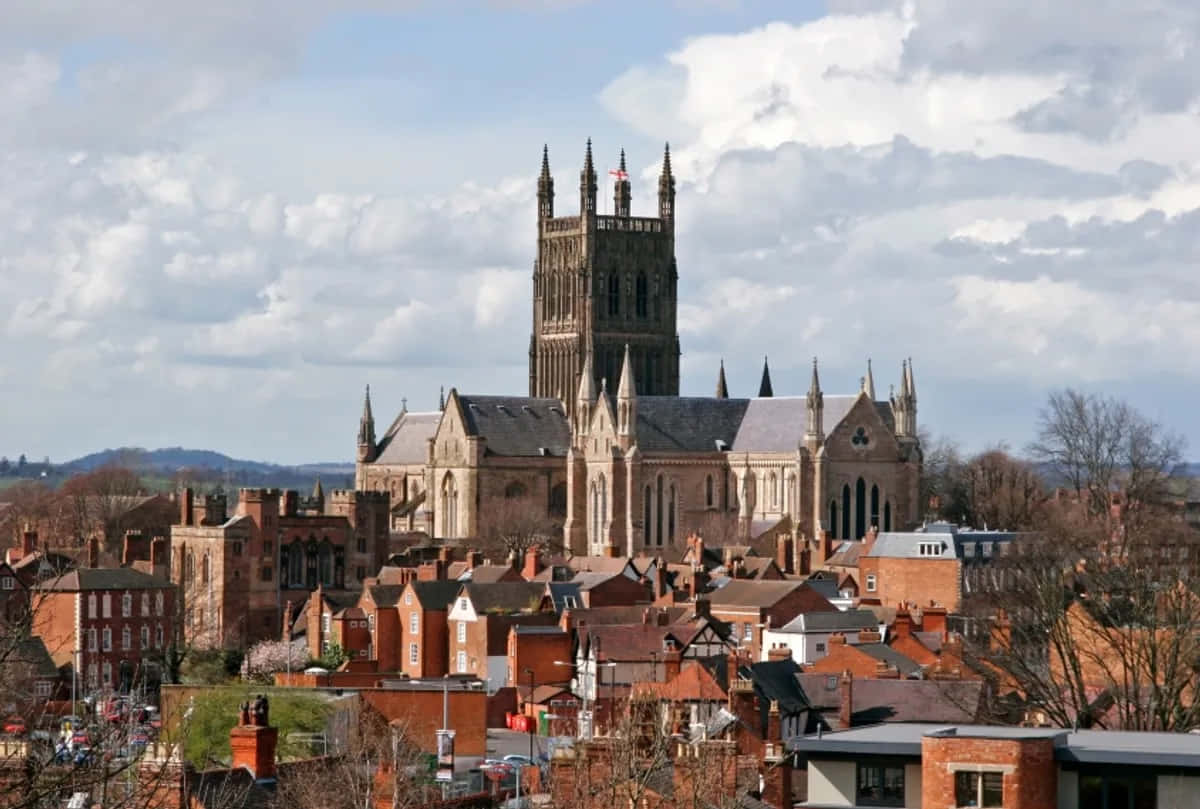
[608, 273, 620, 316]
[635, 272, 648, 318]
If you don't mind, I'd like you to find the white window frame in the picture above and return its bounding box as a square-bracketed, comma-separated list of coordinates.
[102, 627, 112, 651]
[155, 591, 164, 616]
[87, 628, 98, 652]
[409, 643, 418, 665]
[34, 681, 51, 698]
[866, 574, 877, 592]
[102, 594, 111, 619]
[155, 624, 164, 649]
[88, 594, 97, 619]
[410, 612, 419, 635]
[141, 626, 150, 649]
[121, 625, 131, 650]
[122, 592, 132, 617]
[954, 770, 1004, 808]
[1, 577, 13, 590]
[456, 651, 467, 673]
[404, 591, 412, 605]
[457, 621, 466, 644]
[141, 593, 150, 617]
[102, 661, 112, 685]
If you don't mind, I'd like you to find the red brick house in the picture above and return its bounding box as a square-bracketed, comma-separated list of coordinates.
[446, 582, 555, 691]
[32, 568, 175, 693]
[396, 579, 461, 678]
[706, 580, 836, 660]
[506, 624, 571, 690]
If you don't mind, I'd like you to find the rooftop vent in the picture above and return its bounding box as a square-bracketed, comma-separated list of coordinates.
[715, 439, 728, 452]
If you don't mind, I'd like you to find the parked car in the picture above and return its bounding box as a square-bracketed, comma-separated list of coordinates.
[502, 754, 536, 768]
[3, 716, 27, 735]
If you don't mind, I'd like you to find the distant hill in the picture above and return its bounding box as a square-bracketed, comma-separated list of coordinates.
[60, 447, 355, 492]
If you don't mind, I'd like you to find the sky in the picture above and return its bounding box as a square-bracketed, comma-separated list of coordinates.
[2, 0, 1199, 465]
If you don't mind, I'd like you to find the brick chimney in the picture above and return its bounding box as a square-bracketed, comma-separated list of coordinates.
[761, 745, 793, 809]
[838, 671, 853, 729]
[864, 525, 879, 554]
[522, 546, 543, 580]
[766, 700, 781, 743]
[230, 698, 277, 780]
[282, 490, 298, 517]
[686, 533, 704, 569]
[20, 528, 36, 558]
[858, 629, 882, 644]
[776, 534, 794, 575]
[892, 607, 913, 640]
[653, 558, 667, 600]
[417, 560, 447, 581]
[694, 598, 711, 620]
[180, 488, 194, 526]
[767, 645, 792, 663]
[467, 551, 483, 570]
[922, 604, 948, 639]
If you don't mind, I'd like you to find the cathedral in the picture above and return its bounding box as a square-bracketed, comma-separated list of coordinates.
[354, 141, 922, 560]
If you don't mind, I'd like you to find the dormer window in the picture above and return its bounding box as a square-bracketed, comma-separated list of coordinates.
[918, 542, 942, 557]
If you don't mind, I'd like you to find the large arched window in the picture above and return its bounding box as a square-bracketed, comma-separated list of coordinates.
[560, 275, 569, 319]
[635, 272, 648, 318]
[644, 486, 653, 546]
[289, 540, 304, 587]
[549, 276, 558, 321]
[855, 478, 867, 540]
[829, 500, 839, 540]
[841, 485, 851, 541]
[201, 553, 210, 586]
[656, 475, 665, 546]
[441, 474, 458, 537]
[549, 482, 568, 517]
[668, 483, 676, 545]
[305, 539, 318, 588]
[870, 485, 880, 530]
[884, 501, 892, 532]
[318, 541, 333, 587]
[608, 273, 620, 316]
[769, 472, 779, 509]
[705, 475, 714, 508]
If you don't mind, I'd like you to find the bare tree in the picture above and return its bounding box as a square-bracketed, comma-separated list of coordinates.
[1030, 389, 1183, 520]
[918, 432, 971, 524]
[58, 465, 152, 553]
[477, 496, 563, 562]
[964, 448, 1045, 531]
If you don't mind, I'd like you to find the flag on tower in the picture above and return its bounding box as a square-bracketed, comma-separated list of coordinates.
[608, 168, 628, 181]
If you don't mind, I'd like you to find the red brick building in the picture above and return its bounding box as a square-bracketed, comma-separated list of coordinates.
[32, 567, 175, 693]
[506, 624, 571, 690]
[706, 580, 836, 660]
[447, 582, 556, 691]
[397, 579, 461, 678]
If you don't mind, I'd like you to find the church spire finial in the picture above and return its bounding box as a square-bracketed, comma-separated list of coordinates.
[538, 144, 554, 220]
[617, 344, 636, 439]
[439, 386, 445, 412]
[613, 147, 631, 217]
[757, 356, 773, 398]
[715, 358, 729, 399]
[864, 358, 876, 400]
[619, 148, 627, 173]
[357, 384, 377, 463]
[805, 357, 824, 444]
[658, 142, 675, 224]
[580, 138, 597, 215]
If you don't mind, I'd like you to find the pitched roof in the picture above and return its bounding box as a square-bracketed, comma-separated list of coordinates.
[457, 395, 571, 457]
[708, 579, 818, 609]
[631, 397, 749, 453]
[10, 636, 58, 678]
[365, 584, 406, 608]
[464, 564, 521, 583]
[778, 609, 879, 633]
[562, 604, 691, 626]
[409, 580, 462, 610]
[732, 396, 894, 452]
[375, 411, 441, 464]
[868, 524, 1028, 560]
[584, 621, 708, 662]
[461, 582, 546, 613]
[34, 567, 173, 591]
[825, 540, 866, 568]
[565, 555, 633, 575]
[637, 660, 728, 702]
[855, 643, 924, 677]
[795, 673, 986, 726]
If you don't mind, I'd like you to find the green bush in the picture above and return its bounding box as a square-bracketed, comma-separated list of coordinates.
[180, 689, 331, 768]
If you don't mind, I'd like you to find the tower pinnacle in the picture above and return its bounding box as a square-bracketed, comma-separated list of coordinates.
[580, 138, 597, 215]
[537, 144, 554, 220]
[757, 356, 774, 398]
[864, 358, 876, 400]
[715, 359, 729, 399]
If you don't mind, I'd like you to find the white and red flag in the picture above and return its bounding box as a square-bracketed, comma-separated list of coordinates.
[608, 168, 628, 181]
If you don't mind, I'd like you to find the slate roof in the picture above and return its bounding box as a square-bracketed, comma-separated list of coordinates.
[457, 395, 571, 457]
[562, 604, 691, 626]
[794, 674, 986, 727]
[825, 540, 866, 567]
[545, 581, 583, 612]
[409, 580, 462, 610]
[778, 609, 879, 634]
[855, 643, 924, 677]
[731, 395, 894, 452]
[868, 523, 1027, 560]
[374, 411, 441, 464]
[365, 584, 405, 608]
[11, 636, 58, 678]
[583, 621, 708, 661]
[741, 658, 812, 716]
[464, 564, 521, 583]
[565, 556, 634, 576]
[34, 567, 174, 591]
[632, 397, 749, 453]
[461, 582, 547, 613]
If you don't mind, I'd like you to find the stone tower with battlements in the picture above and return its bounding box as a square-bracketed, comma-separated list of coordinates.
[529, 141, 680, 414]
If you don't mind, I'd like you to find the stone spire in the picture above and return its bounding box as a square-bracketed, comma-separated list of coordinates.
[905, 357, 916, 404]
[356, 385, 376, 463]
[537, 144, 554, 220]
[438, 386, 445, 412]
[613, 148, 631, 217]
[757, 356, 774, 398]
[576, 353, 596, 437]
[311, 476, 325, 510]
[658, 142, 675, 224]
[805, 357, 824, 444]
[617, 344, 636, 439]
[864, 358, 876, 400]
[580, 138, 597, 216]
[715, 359, 729, 399]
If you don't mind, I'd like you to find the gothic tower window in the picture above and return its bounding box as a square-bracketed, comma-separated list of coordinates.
[306, 540, 318, 588]
[855, 478, 867, 540]
[668, 483, 676, 544]
[870, 485, 880, 529]
[705, 475, 714, 508]
[279, 545, 289, 587]
[636, 272, 648, 318]
[841, 485, 851, 541]
[201, 553, 210, 586]
[656, 475, 665, 546]
[550, 277, 558, 322]
[289, 540, 303, 586]
[608, 273, 620, 316]
[441, 474, 458, 537]
[644, 486, 653, 546]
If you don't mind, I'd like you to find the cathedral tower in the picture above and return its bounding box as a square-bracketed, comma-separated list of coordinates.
[529, 141, 681, 415]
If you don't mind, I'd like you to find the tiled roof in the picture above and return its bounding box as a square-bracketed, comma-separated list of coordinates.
[778, 609, 879, 633]
[374, 411, 440, 464]
[636, 660, 728, 702]
[825, 540, 866, 567]
[462, 582, 547, 613]
[409, 580, 462, 610]
[34, 567, 173, 591]
[565, 556, 633, 575]
[632, 397, 749, 453]
[584, 621, 707, 662]
[708, 579, 820, 609]
[563, 604, 691, 626]
[366, 584, 406, 608]
[457, 395, 571, 457]
[855, 643, 924, 677]
[464, 564, 520, 583]
[794, 673, 986, 726]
